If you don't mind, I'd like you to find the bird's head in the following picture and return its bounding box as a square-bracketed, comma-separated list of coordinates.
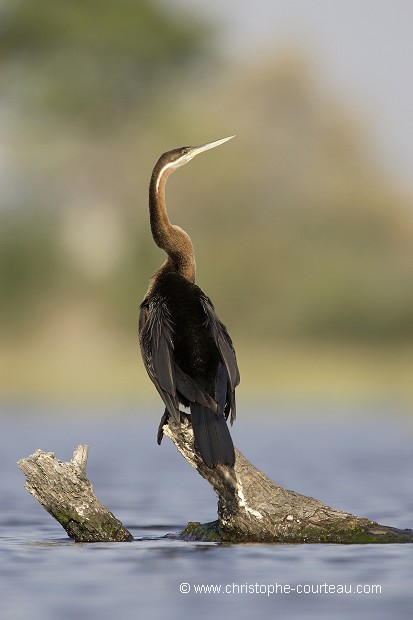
[155, 136, 235, 189]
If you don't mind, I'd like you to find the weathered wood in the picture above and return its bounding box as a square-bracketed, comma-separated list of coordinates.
[17, 419, 412, 544]
[163, 415, 413, 543]
[18, 446, 133, 542]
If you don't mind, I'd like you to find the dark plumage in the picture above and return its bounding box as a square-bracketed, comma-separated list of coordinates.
[139, 137, 239, 467]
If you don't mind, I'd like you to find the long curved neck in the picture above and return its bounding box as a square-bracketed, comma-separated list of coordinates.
[149, 161, 196, 282]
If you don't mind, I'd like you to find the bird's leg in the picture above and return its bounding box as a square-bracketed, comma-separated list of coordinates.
[157, 408, 191, 444]
[157, 409, 170, 445]
[179, 410, 191, 421]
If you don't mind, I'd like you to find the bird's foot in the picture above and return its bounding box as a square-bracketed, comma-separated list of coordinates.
[179, 410, 191, 423]
[157, 410, 169, 445]
[157, 409, 191, 444]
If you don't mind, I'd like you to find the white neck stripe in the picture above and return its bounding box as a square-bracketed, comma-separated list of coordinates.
[156, 161, 178, 193]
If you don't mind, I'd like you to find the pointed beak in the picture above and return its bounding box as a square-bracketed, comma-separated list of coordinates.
[189, 135, 235, 159]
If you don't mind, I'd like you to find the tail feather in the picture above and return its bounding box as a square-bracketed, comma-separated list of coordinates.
[190, 403, 235, 467]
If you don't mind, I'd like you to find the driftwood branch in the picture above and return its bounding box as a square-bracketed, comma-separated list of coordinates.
[18, 446, 133, 542]
[18, 419, 412, 544]
[163, 416, 413, 544]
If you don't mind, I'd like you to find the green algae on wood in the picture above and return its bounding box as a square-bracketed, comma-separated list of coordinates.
[17, 420, 412, 545]
[18, 446, 133, 543]
[163, 416, 412, 544]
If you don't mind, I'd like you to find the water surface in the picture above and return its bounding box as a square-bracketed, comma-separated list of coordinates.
[1, 405, 412, 619]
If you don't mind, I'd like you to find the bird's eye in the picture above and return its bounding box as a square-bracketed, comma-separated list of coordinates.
[181, 147, 189, 155]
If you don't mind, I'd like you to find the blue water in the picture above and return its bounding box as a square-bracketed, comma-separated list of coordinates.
[1, 405, 412, 620]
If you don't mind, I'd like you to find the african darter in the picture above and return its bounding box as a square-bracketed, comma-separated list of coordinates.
[139, 136, 239, 467]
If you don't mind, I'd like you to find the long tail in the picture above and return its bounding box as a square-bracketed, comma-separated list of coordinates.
[190, 403, 235, 467]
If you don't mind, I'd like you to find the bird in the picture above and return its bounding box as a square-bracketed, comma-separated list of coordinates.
[138, 136, 240, 468]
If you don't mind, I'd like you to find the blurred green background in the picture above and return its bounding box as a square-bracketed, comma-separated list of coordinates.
[1, 0, 412, 408]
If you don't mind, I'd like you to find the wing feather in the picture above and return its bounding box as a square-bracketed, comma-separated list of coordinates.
[174, 365, 218, 412]
[199, 294, 240, 391]
[199, 293, 240, 424]
[139, 297, 180, 422]
[139, 295, 219, 420]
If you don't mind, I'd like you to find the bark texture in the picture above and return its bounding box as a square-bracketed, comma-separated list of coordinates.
[17, 419, 412, 544]
[163, 415, 413, 544]
[18, 446, 133, 542]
